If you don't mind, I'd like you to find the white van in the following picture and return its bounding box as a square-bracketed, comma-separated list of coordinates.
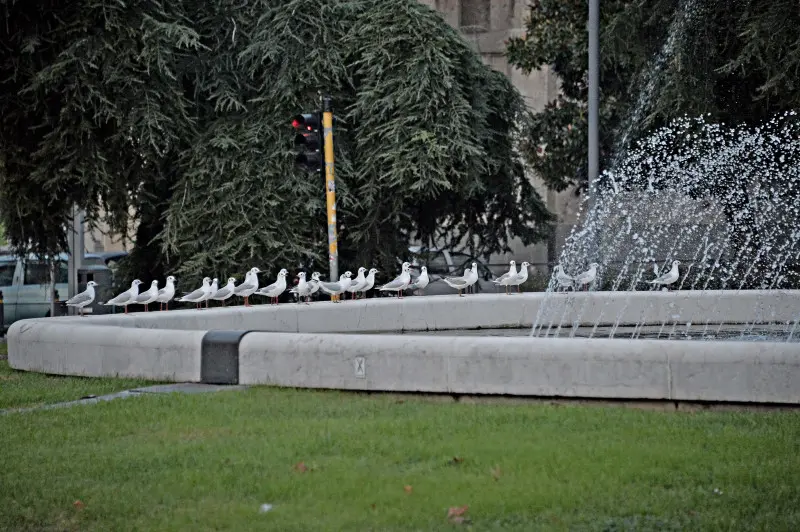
[0, 251, 126, 326]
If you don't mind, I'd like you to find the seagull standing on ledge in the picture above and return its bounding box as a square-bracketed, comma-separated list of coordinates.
[648, 260, 680, 290]
[65, 281, 98, 317]
[136, 280, 160, 311]
[104, 279, 142, 314]
[320, 271, 352, 302]
[443, 265, 472, 297]
[507, 261, 530, 293]
[492, 260, 518, 295]
[256, 269, 288, 305]
[378, 262, 411, 298]
[346, 267, 368, 300]
[234, 267, 261, 307]
[290, 272, 313, 304]
[574, 263, 599, 291]
[359, 268, 378, 299]
[211, 277, 237, 306]
[307, 272, 322, 300]
[206, 278, 219, 308]
[156, 276, 176, 311]
[553, 265, 575, 292]
[465, 262, 479, 294]
[177, 277, 212, 309]
[408, 266, 429, 295]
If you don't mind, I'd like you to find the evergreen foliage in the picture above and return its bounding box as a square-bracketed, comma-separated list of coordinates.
[0, 0, 553, 286]
[505, 0, 800, 193]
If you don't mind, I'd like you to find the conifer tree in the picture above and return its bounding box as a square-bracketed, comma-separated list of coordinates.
[0, 0, 553, 287]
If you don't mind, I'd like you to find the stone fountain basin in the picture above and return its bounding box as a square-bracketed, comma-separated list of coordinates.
[8, 291, 800, 404]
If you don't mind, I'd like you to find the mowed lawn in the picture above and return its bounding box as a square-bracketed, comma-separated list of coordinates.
[1, 354, 799, 532]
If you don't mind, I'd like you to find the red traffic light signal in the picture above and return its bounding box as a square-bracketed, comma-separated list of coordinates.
[292, 113, 322, 172]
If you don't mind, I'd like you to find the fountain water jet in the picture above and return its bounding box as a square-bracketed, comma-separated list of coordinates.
[533, 110, 800, 341]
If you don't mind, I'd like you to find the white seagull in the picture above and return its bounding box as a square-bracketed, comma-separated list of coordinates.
[103, 279, 142, 314]
[408, 266, 429, 295]
[359, 268, 378, 299]
[136, 280, 160, 311]
[553, 265, 575, 292]
[177, 277, 212, 309]
[464, 262, 479, 294]
[156, 276, 177, 311]
[346, 267, 368, 300]
[211, 277, 237, 306]
[205, 278, 219, 309]
[297, 271, 323, 302]
[507, 261, 530, 293]
[319, 271, 353, 302]
[234, 267, 261, 307]
[492, 260, 519, 295]
[307, 271, 322, 299]
[290, 272, 313, 304]
[574, 263, 599, 291]
[65, 281, 98, 317]
[256, 269, 288, 305]
[378, 262, 412, 298]
[443, 265, 472, 297]
[648, 260, 680, 290]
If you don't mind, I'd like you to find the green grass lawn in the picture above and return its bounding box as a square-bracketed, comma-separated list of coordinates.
[1, 375, 798, 531]
[0, 342, 158, 410]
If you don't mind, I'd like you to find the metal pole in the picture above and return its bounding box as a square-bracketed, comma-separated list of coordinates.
[49, 262, 55, 318]
[588, 0, 600, 214]
[322, 96, 339, 284]
[66, 206, 84, 313]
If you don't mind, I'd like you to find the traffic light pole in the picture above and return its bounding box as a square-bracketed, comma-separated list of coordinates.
[322, 96, 338, 283]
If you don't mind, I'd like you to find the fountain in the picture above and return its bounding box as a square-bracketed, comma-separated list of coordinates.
[532, 110, 800, 343]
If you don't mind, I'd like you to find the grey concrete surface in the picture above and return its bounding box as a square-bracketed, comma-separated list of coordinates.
[239, 332, 800, 404]
[7, 291, 800, 404]
[18, 290, 800, 332]
[8, 320, 204, 381]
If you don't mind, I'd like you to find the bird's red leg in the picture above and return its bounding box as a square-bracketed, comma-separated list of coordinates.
[124, 305, 128, 314]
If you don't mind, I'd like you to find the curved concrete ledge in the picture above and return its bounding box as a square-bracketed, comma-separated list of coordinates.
[239, 333, 800, 404]
[9, 321, 204, 381]
[7, 291, 800, 403]
[16, 290, 800, 332]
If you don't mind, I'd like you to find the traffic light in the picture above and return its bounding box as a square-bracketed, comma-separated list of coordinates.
[292, 112, 322, 172]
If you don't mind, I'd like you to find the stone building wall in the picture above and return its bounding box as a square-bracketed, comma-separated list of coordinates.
[418, 0, 581, 268]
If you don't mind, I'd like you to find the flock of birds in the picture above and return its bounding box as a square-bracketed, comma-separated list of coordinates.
[553, 260, 681, 291]
[63, 258, 681, 315]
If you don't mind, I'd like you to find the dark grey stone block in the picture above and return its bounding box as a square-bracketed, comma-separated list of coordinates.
[201, 330, 251, 385]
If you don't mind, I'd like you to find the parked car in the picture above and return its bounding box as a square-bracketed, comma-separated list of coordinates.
[402, 246, 496, 295]
[0, 251, 127, 329]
